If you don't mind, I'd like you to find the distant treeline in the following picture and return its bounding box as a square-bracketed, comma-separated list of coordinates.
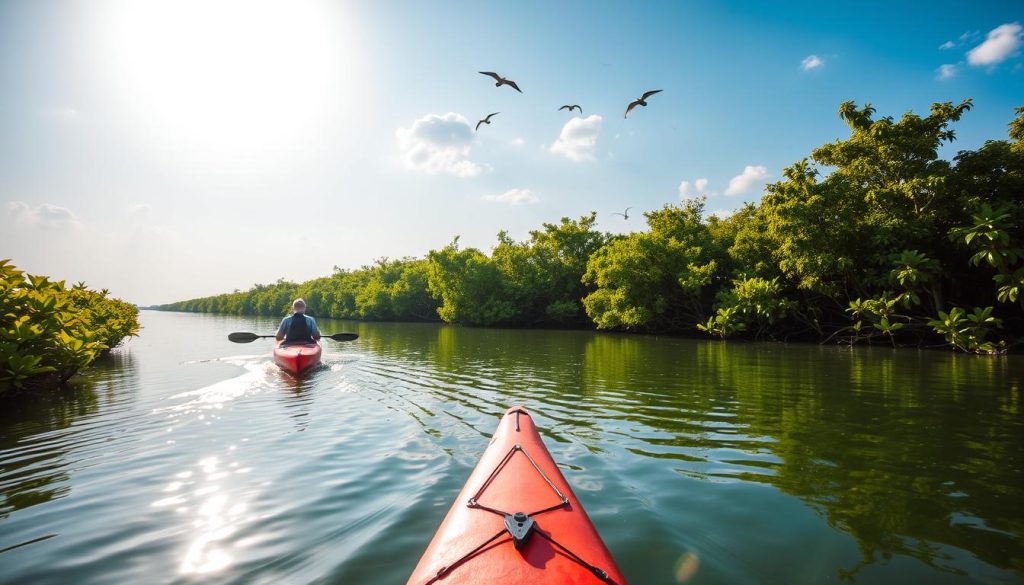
[1, 260, 140, 394]
[158, 99, 1024, 353]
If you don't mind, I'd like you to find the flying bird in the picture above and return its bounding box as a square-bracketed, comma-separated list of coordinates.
[476, 112, 500, 131]
[479, 71, 522, 93]
[559, 104, 583, 115]
[611, 207, 633, 220]
[624, 89, 663, 118]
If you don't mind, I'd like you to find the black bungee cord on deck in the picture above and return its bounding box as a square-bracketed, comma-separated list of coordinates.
[422, 410, 618, 585]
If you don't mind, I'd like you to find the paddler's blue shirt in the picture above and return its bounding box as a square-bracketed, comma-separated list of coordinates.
[277, 314, 320, 337]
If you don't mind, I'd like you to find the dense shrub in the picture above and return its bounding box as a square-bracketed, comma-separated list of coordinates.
[1, 260, 140, 393]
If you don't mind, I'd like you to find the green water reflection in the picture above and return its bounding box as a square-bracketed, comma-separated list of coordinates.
[337, 320, 1024, 579]
[0, 313, 1020, 583]
[0, 383, 96, 519]
[0, 352, 139, 520]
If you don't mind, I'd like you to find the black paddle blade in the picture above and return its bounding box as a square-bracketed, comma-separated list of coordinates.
[228, 332, 260, 343]
[326, 333, 359, 342]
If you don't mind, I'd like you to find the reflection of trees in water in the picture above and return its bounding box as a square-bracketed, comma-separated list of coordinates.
[754, 352, 1024, 580]
[0, 383, 98, 519]
[339, 320, 603, 426]
[0, 351, 137, 520]
[585, 335, 1024, 579]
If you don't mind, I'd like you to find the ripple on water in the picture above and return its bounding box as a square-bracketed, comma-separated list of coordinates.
[1, 313, 1022, 585]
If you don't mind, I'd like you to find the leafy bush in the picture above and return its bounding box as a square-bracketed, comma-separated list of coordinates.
[1, 260, 139, 394]
[928, 306, 1004, 354]
[702, 277, 795, 339]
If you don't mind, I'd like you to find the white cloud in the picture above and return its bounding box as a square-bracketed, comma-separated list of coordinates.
[725, 165, 769, 196]
[801, 55, 824, 71]
[967, 22, 1023, 66]
[7, 201, 79, 229]
[481, 188, 538, 205]
[936, 64, 958, 80]
[550, 115, 602, 162]
[396, 112, 482, 177]
[939, 40, 956, 50]
[678, 177, 709, 198]
[510, 137, 525, 146]
[127, 203, 153, 221]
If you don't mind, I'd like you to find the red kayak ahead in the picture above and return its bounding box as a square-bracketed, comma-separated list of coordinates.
[407, 406, 628, 585]
[272, 342, 322, 375]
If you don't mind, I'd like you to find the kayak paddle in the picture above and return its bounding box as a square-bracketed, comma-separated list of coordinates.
[228, 332, 358, 343]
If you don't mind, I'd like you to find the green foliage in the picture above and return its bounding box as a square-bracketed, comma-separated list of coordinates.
[731, 160, 862, 294]
[848, 296, 897, 325]
[950, 202, 1024, 309]
[425, 214, 608, 326]
[1, 260, 139, 394]
[890, 249, 939, 290]
[158, 258, 439, 323]
[356, 258, 437, 321]
[697, 306, 746, 338]
[954, 203, 1023, 271]
[1009, 106, 1024, 148]
[427, 240, 515, 326]
[583, 199, 725, 331]
[160, 214, 606, 329]
[927, 307, 1004, 354]
[706, 277, 796, 339]
[886, 249, 942, 310]
[843, 296, 912, 347]
[734, 100, 972, 297]
[515, 213, 609, 325]
[994, 267, 1024, 304]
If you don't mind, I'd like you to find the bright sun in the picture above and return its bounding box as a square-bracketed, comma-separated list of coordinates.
[97, 0, 351, 159]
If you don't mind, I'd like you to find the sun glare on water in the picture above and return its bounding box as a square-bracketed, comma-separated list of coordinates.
[96, 0, 353, 159]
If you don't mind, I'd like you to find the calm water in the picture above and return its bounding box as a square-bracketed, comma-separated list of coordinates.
[1, 311, 1022, 585]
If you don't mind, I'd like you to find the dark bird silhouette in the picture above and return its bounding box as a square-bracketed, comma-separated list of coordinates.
[611, 207, 633, 220]
[559, 104, 583, 115]
[624, 89, 663, 118]
[475, 112, 500, 131]
[479, 71, 522, 93]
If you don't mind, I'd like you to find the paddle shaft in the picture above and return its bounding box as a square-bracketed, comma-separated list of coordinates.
[228, 332, 358, 343]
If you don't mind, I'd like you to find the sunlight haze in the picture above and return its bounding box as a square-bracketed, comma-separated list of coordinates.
[1, 0, 1022, 304]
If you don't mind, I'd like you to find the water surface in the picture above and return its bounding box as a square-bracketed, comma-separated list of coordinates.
[1, 311, 1021, 584]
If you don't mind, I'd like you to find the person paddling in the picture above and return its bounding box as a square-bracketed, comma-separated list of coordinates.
[276, 298, 321, 346]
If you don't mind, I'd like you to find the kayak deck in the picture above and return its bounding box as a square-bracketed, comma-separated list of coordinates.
[407, 406, 627, 584]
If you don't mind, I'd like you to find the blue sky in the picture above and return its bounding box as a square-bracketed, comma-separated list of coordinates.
[1, 0, 1022, 304]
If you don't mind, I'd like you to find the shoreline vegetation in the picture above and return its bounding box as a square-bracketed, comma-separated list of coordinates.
[1, 260, 140, 395]
[156, 99, 1023, 353]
